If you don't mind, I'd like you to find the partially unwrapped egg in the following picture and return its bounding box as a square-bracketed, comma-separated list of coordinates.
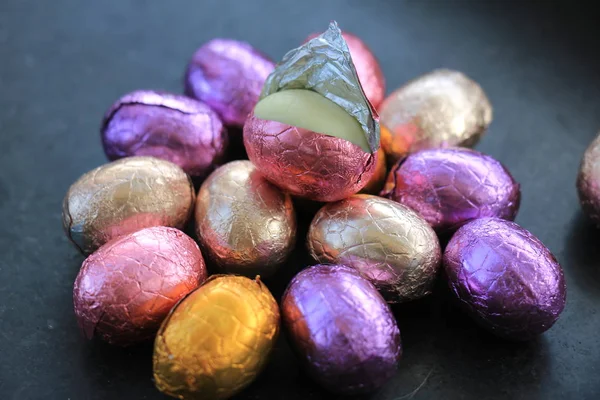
[379, 69, 492, 164]
[195, 161, 296, 277]
[244, 23, 379, 202]
[62, 156, 195, 254]
[308, 195, 441, 302]
[382, 148, 520, 234]
[101, 90, 228, 178]
[444, 218, 566, 340]
[244, 109, 376, 202]
[154, 275, 279, 400]
[184, 38, 275, 127]
[282, 264, 401, 394]
[73, 227, 206, 346]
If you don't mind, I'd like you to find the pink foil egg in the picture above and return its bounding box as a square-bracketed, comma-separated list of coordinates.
[73, 226, 207, 346]
[243, 113, 376, 202]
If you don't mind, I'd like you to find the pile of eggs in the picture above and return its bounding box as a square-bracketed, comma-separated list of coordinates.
[63, 23, 571, 399]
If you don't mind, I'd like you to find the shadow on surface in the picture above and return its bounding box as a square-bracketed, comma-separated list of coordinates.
[564, 211, 600, 297]
[387, 275, 550, 398]
[80, 340, 155, 394]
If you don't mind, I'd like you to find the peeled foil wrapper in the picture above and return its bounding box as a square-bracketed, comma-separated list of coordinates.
[260, 21, 379, 153]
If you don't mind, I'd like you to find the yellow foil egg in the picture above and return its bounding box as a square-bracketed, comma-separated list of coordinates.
[153, 275, 280, 400]
[195, 160, 296, 277]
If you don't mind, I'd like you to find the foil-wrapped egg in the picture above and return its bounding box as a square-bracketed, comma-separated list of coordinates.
[382, 148, 520, 234]
[101, 90, 228, 178]
[308, 195, 441, 302]
[73, 227, 206, 346]
[282, 264, 401, 394]
[444, 218, 566, 340]
[244, 23, 380, 202]
[305, 31, 385, 109]
[154, 275, 279, 400]
[184, 38, 275, 127]
[62, 156, 195, 254]
[577, 133, 600, 225]
[244, 113, 376, 202]
[359, 147, 387, 194]
[195, 160, 296, 277]
[379, 69, 492, 164]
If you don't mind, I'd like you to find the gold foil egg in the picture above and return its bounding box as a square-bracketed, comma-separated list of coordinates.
[379, 69, 493, 164]
[195, 160, 296, 277]
[308, 194, 442, 302]
[62, 156, 195, 254]
[153, 275, 280, 400]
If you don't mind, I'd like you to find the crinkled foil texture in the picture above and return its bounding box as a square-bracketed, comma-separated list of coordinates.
[101, 90, 228, 178]
[359, 148, 387, 194]
[261, 21, 379, 153]
[244, 114, 375, 202]
[577, 133, 600, 225]
[308, 195, 441, 302]
[379, 69, 492, 163]
[73, 227, 206, 346]
[305, 31, 385, 109]
[382, 148, 520, 234]
[195, 161, 296, 277]
[281, 264, 401, 395]
[62, 156, 195, 254]
[185, 38, 275, 127]
[154, 275, 280, 400]
[444, 218, 566, 340]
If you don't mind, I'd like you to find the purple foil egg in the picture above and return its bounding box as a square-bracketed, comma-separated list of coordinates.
[184, 39, 275, 127]
[281, 264, 401, 395]
[101, 90, 228, 178]
[444, 218, 566, 340]
[381, 148, 520, 234]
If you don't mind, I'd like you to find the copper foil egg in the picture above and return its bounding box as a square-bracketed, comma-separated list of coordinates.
[282, 264, 401, 395]
[308, 195, 441, 302]
[73, 227, 207, 346]
[184, 38, 275, 127]
[379, 69, 493, 164]
[153, 275, 280, 400]
[195, 160, 296, 277]
[382, 148, 520, 234]
[62, 156, 195, 254]
[305, 31, 385, 109]
[577, 133, 600, 225]
[359, 147, 387, 195]
[244, 114, 377, 202]
[101, 90, 228, 178]
[444, 218, 566, 340]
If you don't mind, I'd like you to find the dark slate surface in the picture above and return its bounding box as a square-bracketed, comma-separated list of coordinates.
[1, 1, 599, 399]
